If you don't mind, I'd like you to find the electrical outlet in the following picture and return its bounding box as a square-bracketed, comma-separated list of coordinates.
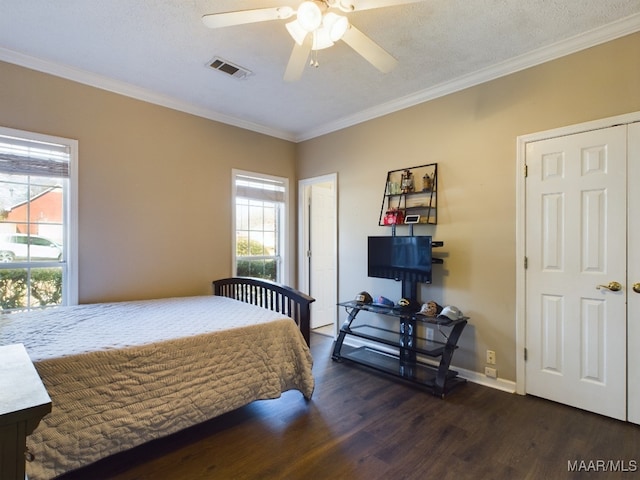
[485, 367, 497, 379]
[486, 350, 496, 365]
[426, 328, 434, 341]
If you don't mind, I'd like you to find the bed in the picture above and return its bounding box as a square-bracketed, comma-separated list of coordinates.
[0, 277, 315, 480]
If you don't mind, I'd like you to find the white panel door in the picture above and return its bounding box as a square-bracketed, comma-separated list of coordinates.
[628, 122, 640, 424]
[525, 125, 627, 420]
[309, 181, 337, 330]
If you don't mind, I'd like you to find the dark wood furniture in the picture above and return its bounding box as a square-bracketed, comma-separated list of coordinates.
[213, 277, 315, 346]
[332, 301, 467, 397]
[0, 343, 51, 480]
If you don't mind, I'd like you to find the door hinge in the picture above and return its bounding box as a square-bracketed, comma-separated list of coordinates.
[524, 256, 528, 269]
[524, 164, 528, 177]
[524, 348, 528, 361]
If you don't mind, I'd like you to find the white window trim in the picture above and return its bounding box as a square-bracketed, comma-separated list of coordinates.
[231, 169, 290, 286]
[0, 126, 78, 306]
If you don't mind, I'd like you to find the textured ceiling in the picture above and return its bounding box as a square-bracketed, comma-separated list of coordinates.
[0, 0, 639, 141]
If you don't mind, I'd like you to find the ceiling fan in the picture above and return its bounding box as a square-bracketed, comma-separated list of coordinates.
[202, 0, 425, 81]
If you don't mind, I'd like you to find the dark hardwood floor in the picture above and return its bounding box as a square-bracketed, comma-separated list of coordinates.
[57, 332, 640, 480]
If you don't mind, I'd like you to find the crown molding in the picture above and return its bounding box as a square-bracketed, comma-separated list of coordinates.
[295, 12, 640, 142]
[1, 12, 639, 144]
[0, 47, 297, 142]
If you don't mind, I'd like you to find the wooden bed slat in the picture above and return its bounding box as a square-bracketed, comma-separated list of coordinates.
[212, 277, 314, 346]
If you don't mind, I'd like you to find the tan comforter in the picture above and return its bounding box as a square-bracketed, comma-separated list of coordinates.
[0, 295, 314, 480]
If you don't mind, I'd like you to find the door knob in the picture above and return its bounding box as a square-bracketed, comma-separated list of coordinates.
[597, 281, 622, 292]
[633, 283, 640, 294]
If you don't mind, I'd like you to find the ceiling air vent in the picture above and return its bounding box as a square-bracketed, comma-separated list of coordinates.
[208, 57, 252, 80]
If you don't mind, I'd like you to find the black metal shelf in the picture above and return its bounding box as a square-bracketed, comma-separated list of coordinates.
[346, 324, 449, 357]
[332, 302, 468, 398]
[338, 345, 465, 393]
[336, 300, 458, 325]
[379, 163, 438, 226]
[385, 189, 434, 198]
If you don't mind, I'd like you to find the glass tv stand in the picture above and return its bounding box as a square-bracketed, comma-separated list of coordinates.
[332, 301, 468, 398]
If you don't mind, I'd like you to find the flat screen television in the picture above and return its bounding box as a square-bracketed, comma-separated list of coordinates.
[367, 236, 433, 285]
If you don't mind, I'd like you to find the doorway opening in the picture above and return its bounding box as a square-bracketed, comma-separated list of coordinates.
[299, 174, 338, 337]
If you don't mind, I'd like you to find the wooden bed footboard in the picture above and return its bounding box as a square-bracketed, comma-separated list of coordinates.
[212, 277, 315, 346]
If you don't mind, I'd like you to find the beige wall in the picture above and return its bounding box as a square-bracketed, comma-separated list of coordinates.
[297, 32, 640, 381]
[1, 32, 638, 382]
[0, 61, 297, 303]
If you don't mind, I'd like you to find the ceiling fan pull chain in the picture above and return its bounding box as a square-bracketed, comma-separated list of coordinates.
[311, 50, 320, 68]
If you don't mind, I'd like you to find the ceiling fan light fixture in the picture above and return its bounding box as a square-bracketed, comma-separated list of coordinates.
[323, 12, 349, 41]
[296, 1, 323, 31]
[312, 27, 334, 50]
[285, 20, 308, 45]
[202, 1, 403, 81]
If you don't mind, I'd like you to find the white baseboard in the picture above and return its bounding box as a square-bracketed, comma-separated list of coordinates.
[340, 337, 517, 394]
[454, 366, 516, 393]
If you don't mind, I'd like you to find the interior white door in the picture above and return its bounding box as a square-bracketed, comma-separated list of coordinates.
[628, 122, 640, 424]
[525, 125, 627, 420]
[309, 181, 337, 329]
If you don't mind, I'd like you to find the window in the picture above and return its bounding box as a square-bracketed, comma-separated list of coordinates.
[232, 170, 288, 283]
[0, 127, 77, 311]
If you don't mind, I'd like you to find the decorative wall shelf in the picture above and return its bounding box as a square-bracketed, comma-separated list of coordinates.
[379, 163, 437, 227]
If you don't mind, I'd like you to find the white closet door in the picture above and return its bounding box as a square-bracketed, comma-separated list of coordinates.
[525, 125, 627, 420]
[628, 122, 640, 425]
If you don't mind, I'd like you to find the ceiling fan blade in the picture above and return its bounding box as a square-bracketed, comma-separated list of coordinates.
[284, 36, 313, 82]
[202, 7, 294, 29]
[339, 0, 426, 12]
[341, 25, 397, 73]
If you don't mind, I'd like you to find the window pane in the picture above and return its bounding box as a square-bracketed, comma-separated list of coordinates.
[1, 173, 64, 262]
[249, 204, 264, 229]
[0, 266, 61, 311]
[236, 258, 277, 281]
[236, 199, 249, 230]
[248, 231, 266, 254]
[0, 267, 28, 310]
[233, 171, 286, 283]
[263, 231, 276, 255]
[0, 234, 62, 263]
[0, 128, 73, 311]
[29, 267, 63, 308]
[263, 206, 275, 230]
[236, 234, 251, 256]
